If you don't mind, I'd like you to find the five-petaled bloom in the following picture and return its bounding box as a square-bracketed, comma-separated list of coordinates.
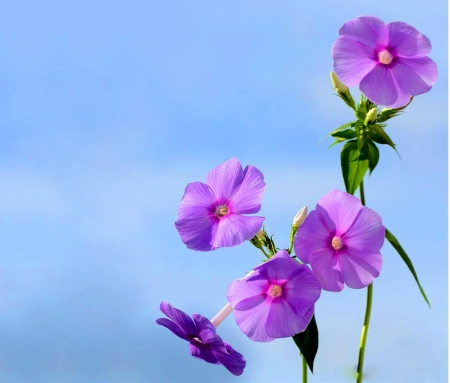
[227, 250, 321, 342]
[294, 189, 385, 292]
[332, 16, 437, 108]
[156, 302, 246, 376]
[175, 157, 266, 251]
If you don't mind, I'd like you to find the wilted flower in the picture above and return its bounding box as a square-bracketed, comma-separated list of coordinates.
[294, 189, 384, 292]
[175, 157, 266, 251]
[332, 16, 437, 108]
[156, 302, 246, 375]
[227, 250, 321, 342]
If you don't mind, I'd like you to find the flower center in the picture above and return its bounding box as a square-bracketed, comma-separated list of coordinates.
[192, 336, 204, 344]
[331, 236, 343, 250]
[378, 50, 394, 65]
[215, 205, 229, 218]
[268, 284, 283, 298]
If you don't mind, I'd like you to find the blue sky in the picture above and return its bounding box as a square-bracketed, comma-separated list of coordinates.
[0, 1, 447, 382]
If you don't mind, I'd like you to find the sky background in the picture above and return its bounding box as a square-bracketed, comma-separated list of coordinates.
[0, 1, 447, 383]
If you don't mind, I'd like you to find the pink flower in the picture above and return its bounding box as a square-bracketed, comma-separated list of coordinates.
[294, 190, 384, 292]
[332, 16, 437, 108]
[175, 157, 266, 251]
[227, 250, 321, 342]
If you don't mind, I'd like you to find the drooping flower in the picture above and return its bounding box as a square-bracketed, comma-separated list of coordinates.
[227, 250, 321, 342]
[332, 16, 438, 108]
[175, 157, 266, 251]
[156, 302, 246, 376]
[294, 189, 385, 292]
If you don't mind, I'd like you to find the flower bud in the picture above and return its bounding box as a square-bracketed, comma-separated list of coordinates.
[293, 206, 308, 228]
[330, 72, 355, 110]
[330, 71, 348, 94]
[364, 107, 378, 126]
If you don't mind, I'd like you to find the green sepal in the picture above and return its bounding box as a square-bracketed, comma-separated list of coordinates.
[366, 140, 379, 174]
[385, 227, 430, 307]
[340, 140, 369, 195]
[292, 315, 319, 373]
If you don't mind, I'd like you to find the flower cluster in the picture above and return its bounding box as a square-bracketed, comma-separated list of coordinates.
[158, 157, 386, 375]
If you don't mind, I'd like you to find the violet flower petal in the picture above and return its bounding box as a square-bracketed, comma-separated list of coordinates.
[338, 248, 382, 288]
[159, 302, 197, 336]
[227, 278, 268, 311]
[155, 318, 190, 341]
[205, 157, 244, 205]
[338, 16, 387, 49]
[213, 214, 264, 248]
[343, 208, 385, 253]
[332, 36, 377, 87]
[294, 209, 335, 264]
[175, 216, 218, 251]
[360, 64, 402, 107]
[189, 343, 219, 364]
[233, 302, 273, 342]
[230, 165, 266, 214]
[387, 22, 431, 58]
[392, 58, 437, 97]
[309, 248, 344, 292]
[177, 182, 217, 220]
[212, 342, 246, 376]
[317, 189, 364, 235]
[283, 267, 322, 313]
[266, 298, 311, 338]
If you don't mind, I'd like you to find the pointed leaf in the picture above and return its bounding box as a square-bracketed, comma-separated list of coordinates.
[366, 140, 379, 174]
[385, 227, 430, 307]
[369, 124, 396, 150]
[292, 315, 318, 373]
[340, 140, 369, 195]
[319, 121, 356, 145]
[332, 129, 357, 141]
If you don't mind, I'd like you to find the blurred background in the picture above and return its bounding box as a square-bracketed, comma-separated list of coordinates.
[0, 1, 446, 382]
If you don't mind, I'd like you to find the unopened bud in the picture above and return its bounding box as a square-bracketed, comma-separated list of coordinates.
[330, 72, 348, 94]
[364, 107, 378, 126]
[293, 206, 308, 228]
[330, 72, 355, 110]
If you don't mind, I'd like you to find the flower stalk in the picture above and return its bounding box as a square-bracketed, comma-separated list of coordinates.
[356, 179, 372, 383]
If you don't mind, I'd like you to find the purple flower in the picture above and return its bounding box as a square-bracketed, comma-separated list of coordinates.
[175, 157, 266, 251]
[227, 250, 321, 342]
[294, 190, 385, 292]
[156, 302, 246, 376]
[332, 16, 437, 108]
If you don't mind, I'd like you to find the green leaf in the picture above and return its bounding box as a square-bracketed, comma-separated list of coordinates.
[366, 140, 379, 174]
[292, 315, 319, 373]
[385, 227, 430, 307]
[328, 140, 342, 150]
[369, 125, 395, 149]
[332, 129, 357, 141]
[340, 140, 369, 195]
[319, 121, 356, 145]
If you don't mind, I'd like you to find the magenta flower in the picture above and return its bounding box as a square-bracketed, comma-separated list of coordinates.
[332, 16, 437, 108]
[227, 250, 321, 342]
[175, 157, 266, 251]
[156, 302, 246, 376]
[294, 190, 385, 292]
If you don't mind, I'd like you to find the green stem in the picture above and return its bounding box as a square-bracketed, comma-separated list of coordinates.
[288, 226, 298, 254]
[302, 355, 308, 383]
[356, 179, 372, 383]
[356, 283, 373, 383]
